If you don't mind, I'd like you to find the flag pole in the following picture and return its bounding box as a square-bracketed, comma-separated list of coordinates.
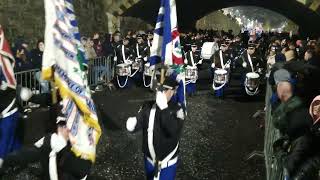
[160, 67, 165, 84]
[50, 81, 58, 104]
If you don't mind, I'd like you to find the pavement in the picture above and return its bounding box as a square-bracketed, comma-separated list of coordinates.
[1, 70, 266, 180]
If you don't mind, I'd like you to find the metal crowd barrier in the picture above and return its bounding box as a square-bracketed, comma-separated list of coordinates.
[15, 68, 42, 107]
[13, 56, 114, 107]
[87, 56, 114, 88]
[264, 83, 283, 180]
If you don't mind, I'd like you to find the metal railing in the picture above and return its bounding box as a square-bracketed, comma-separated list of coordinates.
[13, 56, 114, 107]
[15, 69, 43, 107]
[87, 56, 114, 88]
[265, 83, 283, 180]
[15, 68, 41, 92]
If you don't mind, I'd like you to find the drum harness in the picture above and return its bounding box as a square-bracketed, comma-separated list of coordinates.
[245, 53, 260, 96]
[117, 46, 140, 88]
[143, 63, 154, 88]
[185, 51, 200, 85]
[212, 50, 231, 90]
[137, 44, 153, 88]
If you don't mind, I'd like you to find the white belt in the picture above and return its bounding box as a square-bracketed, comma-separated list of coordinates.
[0, 98, 17, 119]
[147, 156, 178, 169]
[0, 108, 18, 119]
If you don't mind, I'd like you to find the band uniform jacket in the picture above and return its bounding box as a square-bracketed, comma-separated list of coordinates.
[133, 100, 184, 161]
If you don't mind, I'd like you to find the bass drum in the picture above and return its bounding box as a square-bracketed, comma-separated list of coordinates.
[201, 42, 219, 60]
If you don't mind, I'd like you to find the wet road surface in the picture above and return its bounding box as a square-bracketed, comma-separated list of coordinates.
[2, 69, 266, 179]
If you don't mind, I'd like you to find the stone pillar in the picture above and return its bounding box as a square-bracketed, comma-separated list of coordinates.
[106, 12, 120, 33]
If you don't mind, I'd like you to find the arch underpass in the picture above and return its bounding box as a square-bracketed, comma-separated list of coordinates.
[108, 0, 320, 35]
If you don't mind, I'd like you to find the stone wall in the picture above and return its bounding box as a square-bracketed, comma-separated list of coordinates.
[196, 10, 241, 33]
[0, 0, 108, 47]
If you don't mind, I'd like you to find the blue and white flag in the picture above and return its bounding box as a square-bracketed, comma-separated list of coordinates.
[149, 0, 184, 66]
[42, 0, 101, 163]
[150, 0, 186, 111]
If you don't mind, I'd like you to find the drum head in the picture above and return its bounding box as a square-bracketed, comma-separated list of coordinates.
[186, 66, 197, 70]
[215, 69, 227, 75]
[246, 72, 260, 79]
[117, 63, 127, 67]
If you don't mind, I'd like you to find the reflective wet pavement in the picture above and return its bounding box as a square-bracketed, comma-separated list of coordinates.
[2, 86, 266, 180]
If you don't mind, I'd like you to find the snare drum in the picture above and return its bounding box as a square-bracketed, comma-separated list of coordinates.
[214, 69, 229, 84]
[144, 63, 154, 76]
[132, 61, 142, 70]
[116, 63, 131, 76]
[245, 72, 260, 90]
[185, 66, 198, 81]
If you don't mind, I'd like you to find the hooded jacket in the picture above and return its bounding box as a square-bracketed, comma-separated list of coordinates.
[281, 96, 320, 179]
[309, 96, 320, 125]
[272, 96, 312, 140]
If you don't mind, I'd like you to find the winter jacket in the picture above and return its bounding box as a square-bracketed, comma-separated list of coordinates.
[272, 96, 312, 140]
[275, 96, 320, 179]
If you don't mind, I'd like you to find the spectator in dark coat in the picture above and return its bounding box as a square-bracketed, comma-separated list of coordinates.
[92, 33, 103, 57]
[30, 40, 50, 93]
[29, 39, 44, 69]
[272, 81, 312, 140]
[14, 47, 33, 72]
[281, 96, 320, 179]
[102, 33, 114, 57]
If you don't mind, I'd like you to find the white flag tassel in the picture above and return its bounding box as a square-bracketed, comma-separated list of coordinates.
[43, 0, 101, 162]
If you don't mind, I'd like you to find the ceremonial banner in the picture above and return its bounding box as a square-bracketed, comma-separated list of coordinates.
[149, 0, 186, 110]
[43, 0, 101, 162]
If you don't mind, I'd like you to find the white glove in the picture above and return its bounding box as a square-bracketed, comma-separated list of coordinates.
[34, 137, 45, 148]
[225, 64, 230, 69]
[20, 87, 33, 101]
[156, 91, 168, 110]
[184, 59, 188, 64]
[124, 60, 132, 64]
[144, 57, 148, 62]
[176, 108, 185, 120]
[266, 72, 270, 78]
[176, 73, 184, 82]
[242, 62, 247, 68]
[0, 81, 8, 91]
[211, 63, 215, 69]
[126, 117, 137, 132]
[50, 133, 67, 153]
[113, 56, 117, 62]
[198, 59, 203, 64]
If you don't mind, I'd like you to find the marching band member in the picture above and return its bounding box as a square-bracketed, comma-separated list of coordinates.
[135, 34, 149, 62]
[126, 77, 185, 180]
[147, 31, 153, 48]
[115, 37, 135, 65]
[239, 43, 265, 95]
[211, 42, 231, 98]
[114, 37, 136, 88]
[0, 107, 91, 180]
[184, 43, 202, 96]
[0, 74, 33, 161]
[132, 34, 149, 87]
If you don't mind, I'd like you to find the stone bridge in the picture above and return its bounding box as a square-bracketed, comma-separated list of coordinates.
[106, 0, 320, 35]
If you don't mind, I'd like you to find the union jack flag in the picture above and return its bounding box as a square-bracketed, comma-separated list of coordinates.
[0, 26, 16, 89]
